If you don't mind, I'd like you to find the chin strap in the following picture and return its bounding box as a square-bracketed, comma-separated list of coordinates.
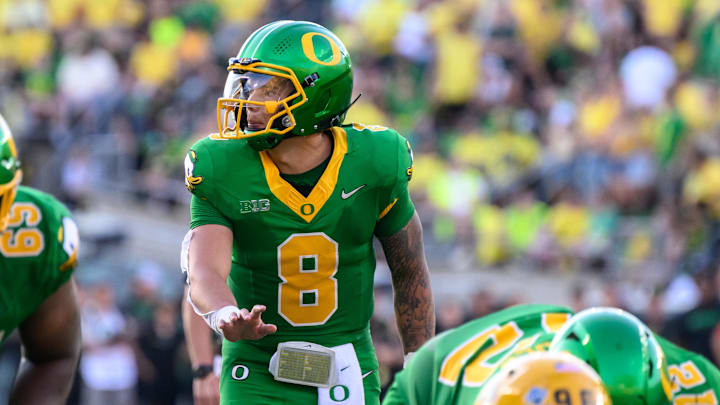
[313, 93, 362, 132]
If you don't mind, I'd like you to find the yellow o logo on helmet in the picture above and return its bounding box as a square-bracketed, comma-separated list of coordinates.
[301, 32, 342, 66]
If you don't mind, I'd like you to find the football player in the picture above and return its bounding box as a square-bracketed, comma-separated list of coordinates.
[0, 113, 81, 404]
[383, 305, 720, 405]
[475, 352, 611, 405]
[182, 20, 434, 404]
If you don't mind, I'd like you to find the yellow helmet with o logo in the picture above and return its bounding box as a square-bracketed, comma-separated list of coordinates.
[476, 352, 612, 405]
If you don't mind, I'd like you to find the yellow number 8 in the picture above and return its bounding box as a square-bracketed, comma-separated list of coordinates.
[278, 233, 338, 326]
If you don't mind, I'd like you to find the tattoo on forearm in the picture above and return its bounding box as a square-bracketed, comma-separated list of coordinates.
[380, 213, 435, 352]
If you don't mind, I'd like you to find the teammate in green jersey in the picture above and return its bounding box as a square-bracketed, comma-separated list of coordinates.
[181, 20, 434, 405]
[383, 305, 720, 405]
[0, 113, 81, 404]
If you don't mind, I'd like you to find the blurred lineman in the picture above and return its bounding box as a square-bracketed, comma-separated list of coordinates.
[475, 352, 611, 405]
[383, 305, 720, 405]
[0, 113, 81, 404]
[182, 20, 434, 404]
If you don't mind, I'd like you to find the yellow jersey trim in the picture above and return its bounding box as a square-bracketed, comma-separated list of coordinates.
[60, 249, 77, 272]
[259, 127, 348, 223]
[378, 198, 398, 220]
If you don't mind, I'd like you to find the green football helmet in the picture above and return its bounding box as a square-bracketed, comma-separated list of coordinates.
[217, 20, 353, 151]
[0, 114, 22, 230]
[549, 307, 673, 405]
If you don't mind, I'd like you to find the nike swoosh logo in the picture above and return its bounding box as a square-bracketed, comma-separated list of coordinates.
[340, 366, 349, 372]
[341, 185, 366, 200]
[361, 370, 375, 379]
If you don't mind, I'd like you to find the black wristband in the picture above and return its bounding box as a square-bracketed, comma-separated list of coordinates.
[192, 364, 214, 379]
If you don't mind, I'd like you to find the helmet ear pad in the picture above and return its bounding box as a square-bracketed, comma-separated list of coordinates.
[290, 64, 353, 136]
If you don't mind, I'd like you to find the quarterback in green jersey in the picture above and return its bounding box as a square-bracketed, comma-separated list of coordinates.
[0, 113, 81, 404]
[384, 305, 720, 405]
[182, 20, 435, 405]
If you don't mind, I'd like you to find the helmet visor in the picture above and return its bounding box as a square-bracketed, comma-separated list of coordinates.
[218, 71, 297, 137]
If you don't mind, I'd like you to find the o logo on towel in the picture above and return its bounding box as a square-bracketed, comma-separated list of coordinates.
[329, 384, 349, 402]
[231, 365, 249, 381]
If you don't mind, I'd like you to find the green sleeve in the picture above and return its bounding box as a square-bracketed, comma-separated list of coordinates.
[185, 138, 232, 230]
[40, 195, 78, 297]
[374, 134, 415, 237]
[184, 139, 214, 201]
[190, 195, 232, 230]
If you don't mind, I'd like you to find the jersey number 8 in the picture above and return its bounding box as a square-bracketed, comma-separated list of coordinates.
[277, 233, 338, 326]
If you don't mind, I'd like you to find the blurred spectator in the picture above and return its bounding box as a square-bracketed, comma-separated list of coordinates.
[641, 289, 667, 333]
[619, 46, 677, 111]
[136, 302, 184, 405]
[436, 299, 465, 333]
[466, 290, 495, 321]
[79, 284, 139, 405]
[123, 262, 163, 326]
[570, 283, 586, 313]
[57, 33, 120, 111]
[431, 12, 481, 130]
[665, 261, 720, 365]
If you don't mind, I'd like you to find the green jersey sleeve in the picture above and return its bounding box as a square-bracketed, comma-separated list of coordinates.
[658, 335, 720, 403]
[184, 138, 213, 199]
[40, 194, 79, 296]
[374, 133, 415, 237]
[190, 195, 233, 230]
[185, 136, 233, 230]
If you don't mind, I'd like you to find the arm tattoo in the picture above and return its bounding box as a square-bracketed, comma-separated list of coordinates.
[379, 212, 435, 353]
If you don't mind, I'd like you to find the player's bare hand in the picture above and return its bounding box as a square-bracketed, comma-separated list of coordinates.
[218, 305, 277, 341]
[193, 373, 220, 405]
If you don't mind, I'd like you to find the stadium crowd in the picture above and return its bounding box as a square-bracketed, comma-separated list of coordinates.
[2, 0, 720, 403]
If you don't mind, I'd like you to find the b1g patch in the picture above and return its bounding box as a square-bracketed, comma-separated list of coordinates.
[184, 150, 203, 191]
[405, 139, 414, 181]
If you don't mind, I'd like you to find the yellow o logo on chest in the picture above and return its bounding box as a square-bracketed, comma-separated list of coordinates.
[301, 32, 342, 66]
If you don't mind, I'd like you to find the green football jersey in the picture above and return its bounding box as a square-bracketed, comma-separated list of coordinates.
[383, 304, 720, 405]
[383, 304, 572, 405]
[0, 186, 79, 343]
[658, 335, 720, 404]
[185, 124, 415, 348]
